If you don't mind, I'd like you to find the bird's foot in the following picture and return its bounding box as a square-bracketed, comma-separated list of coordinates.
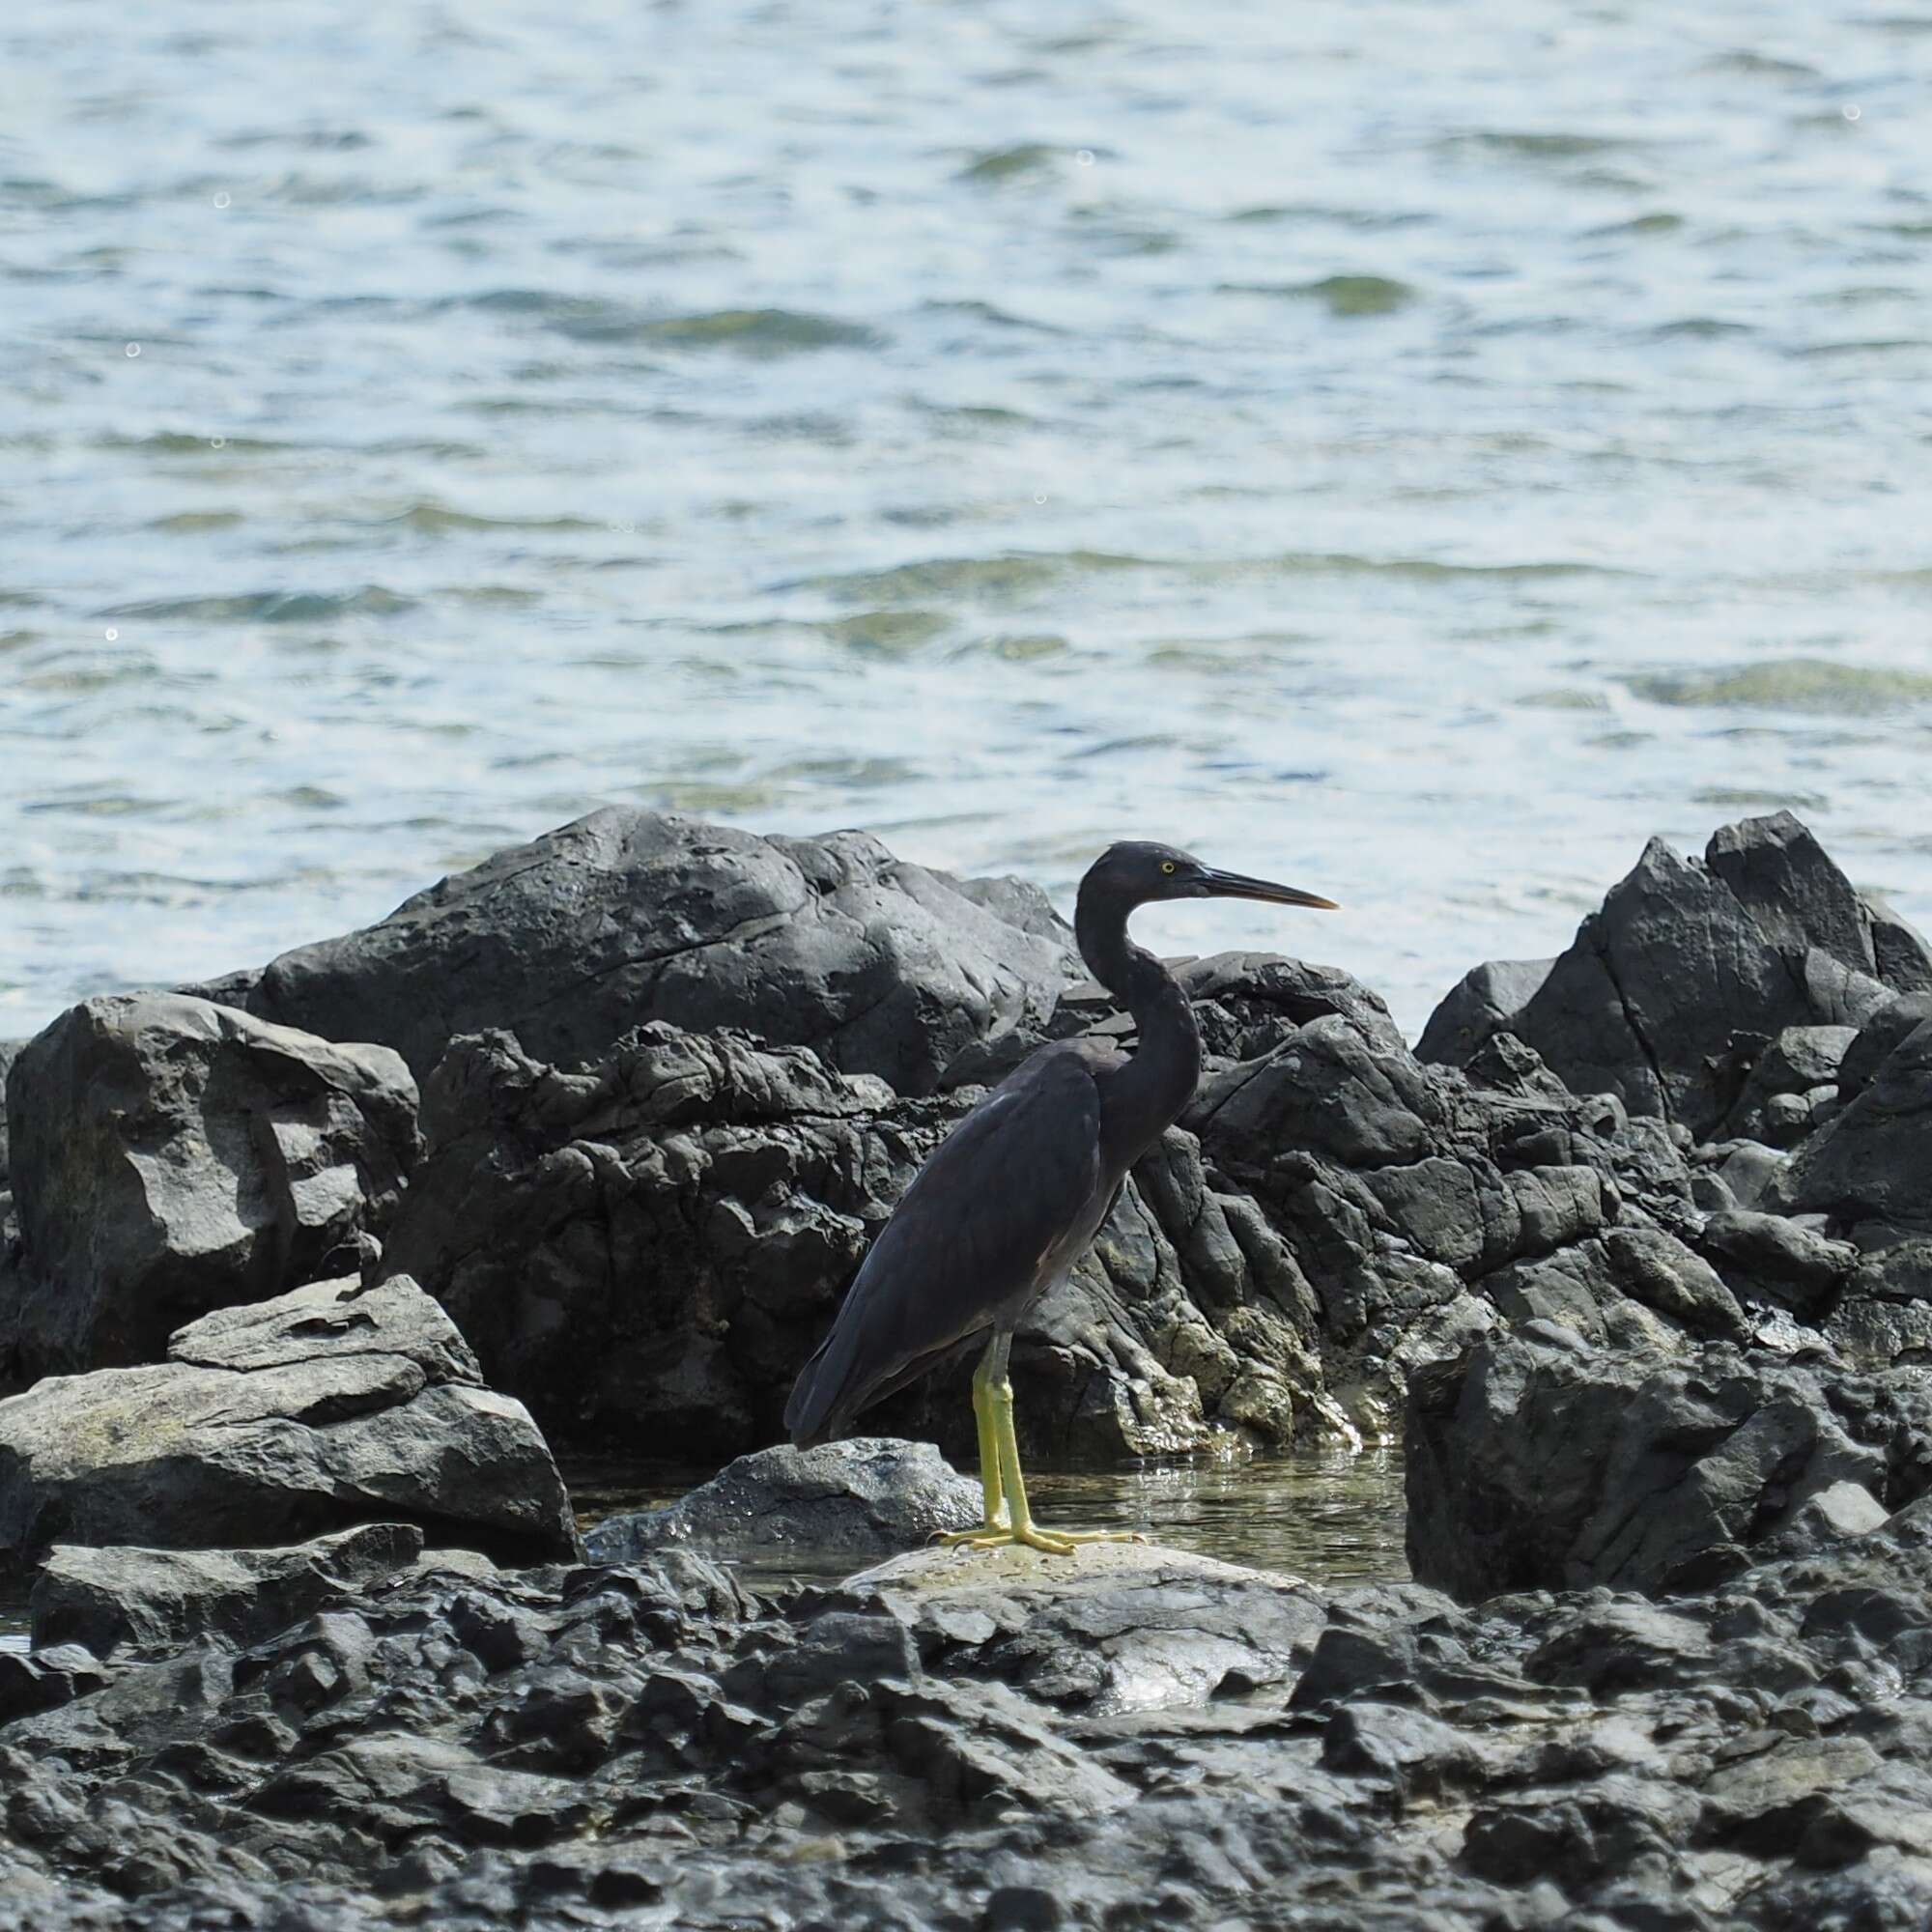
[933, 1522, 1148, 1556]
[934, 1520, 1008, 1548]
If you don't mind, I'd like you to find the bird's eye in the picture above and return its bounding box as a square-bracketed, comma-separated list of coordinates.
[1160, 861, 1177, 874]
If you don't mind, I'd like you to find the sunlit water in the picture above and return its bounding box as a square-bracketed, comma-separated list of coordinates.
[5, 4, 1932, 1041]
[570, 1445, 1409, 1594]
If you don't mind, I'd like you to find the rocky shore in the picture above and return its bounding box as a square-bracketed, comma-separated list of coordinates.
[4, 805, 1932, 1926]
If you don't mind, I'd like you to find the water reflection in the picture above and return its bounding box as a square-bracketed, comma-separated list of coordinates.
[569, 1443, 1409, 1595]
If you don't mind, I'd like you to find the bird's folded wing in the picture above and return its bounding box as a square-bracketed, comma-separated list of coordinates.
[784, 1044, 1106, 1439]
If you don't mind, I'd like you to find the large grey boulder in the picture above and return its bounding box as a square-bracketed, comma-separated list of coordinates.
[4, 993, 418, 1377]
[240, 808, 1080, 1095]
[1405, 1327, 1929, 1600]
[1418, 814, 1910, 1138]
[0, 1274, 579, 1570]
[584, 1438, 981, 1565]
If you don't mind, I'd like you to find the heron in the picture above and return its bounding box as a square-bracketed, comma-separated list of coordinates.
[784, 839, 1338, 1553]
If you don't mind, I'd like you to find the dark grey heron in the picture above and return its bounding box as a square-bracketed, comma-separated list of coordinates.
[784, 839, 1338, 1553]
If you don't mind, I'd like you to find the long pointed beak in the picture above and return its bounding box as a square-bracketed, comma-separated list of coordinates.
[1200, 867, 1340, 911]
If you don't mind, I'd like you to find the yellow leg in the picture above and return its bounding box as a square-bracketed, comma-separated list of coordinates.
[942, 1374, 1148, 1556]
[936, 1353, 1008, 1542]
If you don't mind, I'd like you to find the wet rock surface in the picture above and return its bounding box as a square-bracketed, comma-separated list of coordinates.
[584, 1437, 981, 1564]
[2, 993, 418, 1379]
[0, 1276, 579, 1570]
[6, 1515, 1932, 1927]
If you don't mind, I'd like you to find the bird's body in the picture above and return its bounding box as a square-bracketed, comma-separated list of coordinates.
[784, 839, 1336, 1551]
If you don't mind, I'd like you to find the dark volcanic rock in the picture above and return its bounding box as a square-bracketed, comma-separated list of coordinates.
[4, 993, 418, 1377]
[9, 1520, 1932, 1928]
[1414, 957, 1555, 1067]
[1778, 1015, 1932, 1239]
[1419, 813, 1901, 1138]
[242, 808, 1079, 1095]
[0, 1275, 578, 1570]
[584, 1439, 980, 1564]
[1405, 1327, 1928, 1600]
[29, 1523, 430, 1659]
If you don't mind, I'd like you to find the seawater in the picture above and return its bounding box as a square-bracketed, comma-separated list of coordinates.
[6, 1, 1932, 1039]
[571, 1445, 1409, 1592]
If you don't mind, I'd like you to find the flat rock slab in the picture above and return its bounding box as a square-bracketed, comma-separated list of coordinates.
[584, 1437, 981, 1564]
[30, 1522, 433, 1659]
[0, 1275, 579, 1571]
[843, 1539, 1324, 1715]
[848, 1536, 1306, 1596]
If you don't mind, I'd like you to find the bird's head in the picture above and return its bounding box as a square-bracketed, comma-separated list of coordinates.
[1084, 840, 1339, 912]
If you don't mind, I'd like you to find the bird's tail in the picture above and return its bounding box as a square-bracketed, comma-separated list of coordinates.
[782, 1326, 848, 1449]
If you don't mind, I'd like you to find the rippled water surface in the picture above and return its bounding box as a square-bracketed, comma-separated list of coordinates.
[572, 1445, 1409, 1592]
[7, 3, 1932, 1036]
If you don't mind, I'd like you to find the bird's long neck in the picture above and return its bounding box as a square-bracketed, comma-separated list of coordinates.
[1074, 885, 1202, 1162]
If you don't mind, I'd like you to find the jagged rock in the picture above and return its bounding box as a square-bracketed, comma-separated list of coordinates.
[1726, 1024, 1858, 1144]
[0, 1275, 578, 1570]
[0, 1643, 107, 1725]
[1695, 1208, 1856, 1314]
[1173, 951, 1408, 1061]
[1863, 895, 1932, 994]
[1404, 1327, 1921, 1599]
[1414, 958, 1555, 1066]
[584, 1439, 980, 1565]
[1837, 991, 1932, 1101]
[10, 1502, 1932, 1927]
[3, 994, 417, 1377]
[1776, 1016, 1932, 1239]
[0, 1040, 20, 1187]
[1418, 814, 1904, 1138]
[240, 808, 1079, 1095]
[29, 1523, 429, 1659]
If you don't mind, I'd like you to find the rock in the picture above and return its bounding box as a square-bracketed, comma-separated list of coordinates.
[1602, 1223, 1752, 1341]
[839, 1539, 1326, 1715]
[1420, 815, 1900, 1138]
[0, 1040, 21, 1186]
[1695, 1208, 1856, 1313]
[0, 1275, 578, 1571]
[1863, 895, 1932, 994]
[3, 993, 417, 1376]
[584, 1439, 981, 1565]
[1405, 1328, 1905, 1599]
[0, 1642, 108, 1724]
[29, 1523, 428, 1658]
[1172, 951, 1409, 1061]
[1837, 991, 1932, 1101]
[1415, 957, 1556, 1066]
[1705, 810, 1873, 980]
[242, 808, 1080, 1095]
[1777, 1017, 1932, 1237]
[1850, 1238, 1932, 1303]
[1726, 1025, 1859, 1143]
[1703, 1139, 1789, 1211]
